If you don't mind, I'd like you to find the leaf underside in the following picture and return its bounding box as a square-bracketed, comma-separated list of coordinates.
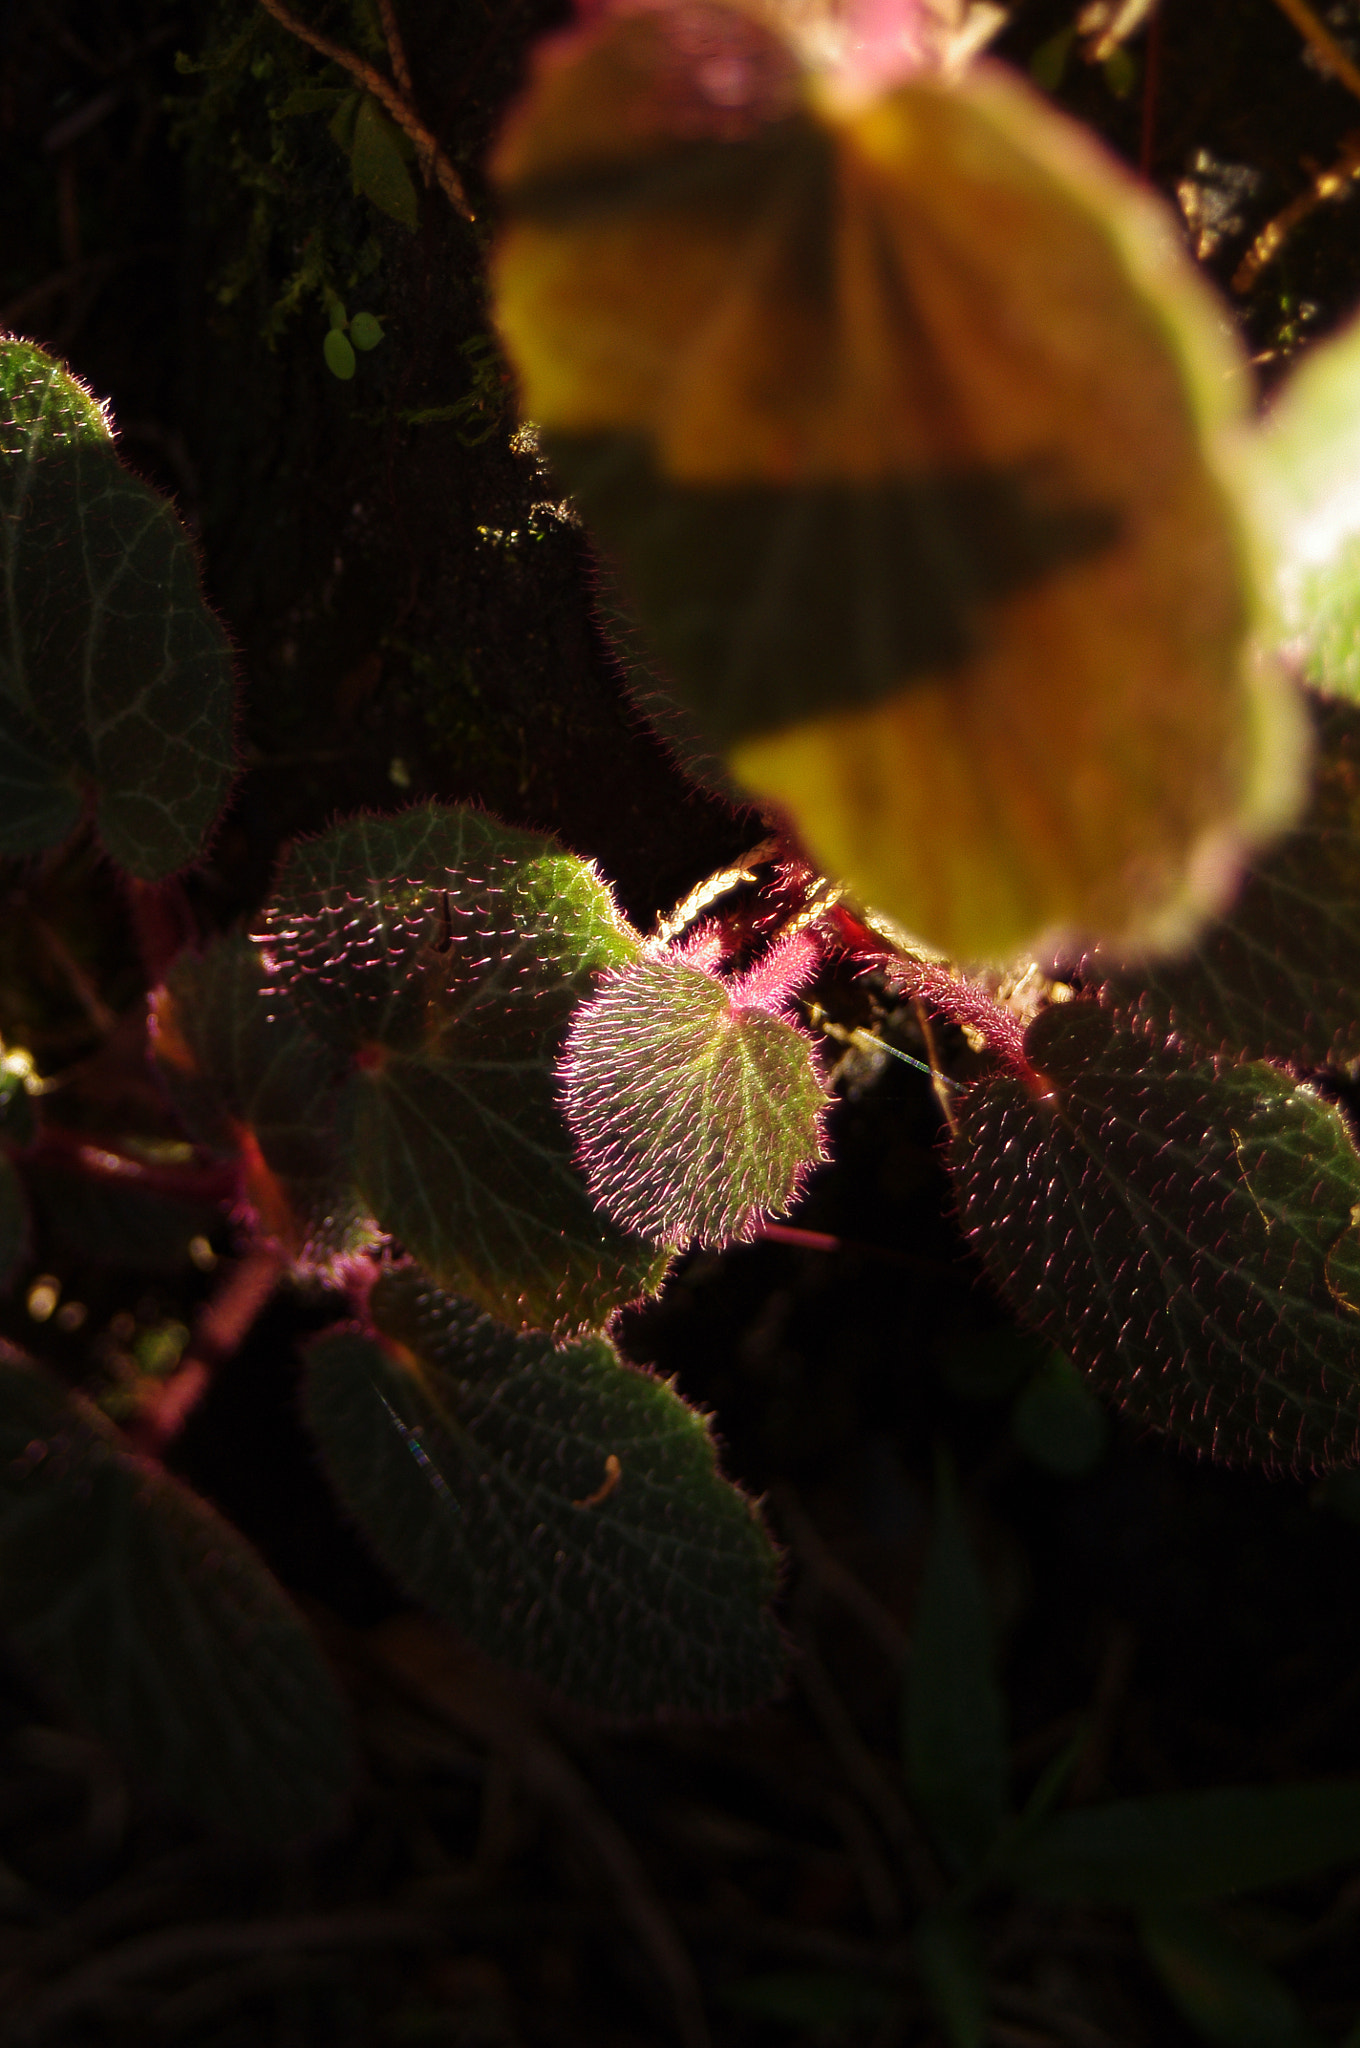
[949, 1002, 1360, 1470]
[0, 1348, 352, 1843]
[0, 339, 236, 877]
[304, 1266, 784, 1717]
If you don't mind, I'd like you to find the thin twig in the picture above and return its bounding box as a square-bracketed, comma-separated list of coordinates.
[377, 0, 415, 103]
[253, 0, 473, 220]
[1233, 131, 1360, 293]
[1270, 0, 1360, 105]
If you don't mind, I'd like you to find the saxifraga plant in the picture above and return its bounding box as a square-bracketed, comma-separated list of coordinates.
[9, 0, 1360, 2037]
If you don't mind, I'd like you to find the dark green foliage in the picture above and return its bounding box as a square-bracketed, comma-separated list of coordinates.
[0, 1347, 353, 1843]
[0, 340, 235, 877]
[1139, 1907, 1316, 2048]
[950, 1001, 1360, 1469]
[151, 932, 374, 1268]
[911, 1913, 988, 2048]
[1091, 696, 1360, 1071]
[257, 805, 669, 1330]
[1004, 1782, 1360, 1905]
[559, 953, 829, 1246]
[903, 1456, 1009, 1874]
[304, 1265, 783, 1716]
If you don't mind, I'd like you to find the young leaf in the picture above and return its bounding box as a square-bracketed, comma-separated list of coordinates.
[257, 805, 668, 1331]
[490, 3, 1303, 962]
[324, 327, 357, 380]
[912, 1912, 988, 2048]
[1089, 696, 1360, 1071]
[559, 953, 829, 1247]
[950, 1002, 1360, 1469]
[1139, 1905, 1315, 2048]
[150, 932, 375, 1269]
[349, 94, 419, 232]
[303, 1267, 784, 1716]
[1004, 1781, 1360, 1905]
[0, 338, 236, 877]
[0, 1153, 29, 1290]
[904, 1455, 1009, 1873]
[0, 1347, 353, 1843]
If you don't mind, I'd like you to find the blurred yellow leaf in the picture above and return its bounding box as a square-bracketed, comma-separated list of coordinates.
[491, 2, 1305, 962]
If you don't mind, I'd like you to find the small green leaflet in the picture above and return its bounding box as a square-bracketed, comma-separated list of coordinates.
[304, 1267, 784, 1716]
[1089, 696, 1360, 1071]
[257, 805, 668, 1330]
[950, 1002, 1360, 1469]
[559, 952, 829, 1247]
[0, 339, 236, 877]
[0, 1348, 353, 1843]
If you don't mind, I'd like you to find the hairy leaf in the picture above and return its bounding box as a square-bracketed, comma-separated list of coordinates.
[304, 1267, 784, 1716]
[1005, 1781, 1360, 1905]
[559, 954, 828, 1246]
[0, 1347, 352, 1842]
[151, 933, 374, 1268]
[951, 1002, 1360, 1468]
[258, 805, 667, 1329]
[904, 1456, 1009, 1873]
[1090, 696, 1360, 1071]
[0, 339, 235, 876]
[491, 4, 1302, 961]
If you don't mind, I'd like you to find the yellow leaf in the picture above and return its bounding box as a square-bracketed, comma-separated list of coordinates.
[491, 3, 1305, 962]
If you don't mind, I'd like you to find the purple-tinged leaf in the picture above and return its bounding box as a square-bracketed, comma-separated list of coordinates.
[560, 951, 829, 1248]
[949, 1001, 1360, 1469]
[1087, 695, 1360, 1071]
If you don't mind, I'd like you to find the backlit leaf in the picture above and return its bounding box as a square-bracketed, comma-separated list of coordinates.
[1090, 695, 1360, 1072]
[950, 1002, 1360, 1468]
[1005, 1780, 1360, 1904]
[904, 1454, 1009, 1873]
[0, 1347, 353, 1843]
[350, 94, 419, 232]
[304, 1267, 784, 1716]
[257, 805, 668, 1330]
[559, 951, 829, 1246]
[0, 339, 236, 876]
[150, 933, 374, 1269]
[491, 6, 1303, 962]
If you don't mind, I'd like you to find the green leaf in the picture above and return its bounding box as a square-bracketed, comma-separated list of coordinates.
[349, 94, 419, 232]
[719, 1973, 896, 2026]
[0, 339, 236, 877]
[1257, 304, 1360, 701]
[1029, 26, 1075, 91]
[912, 1913, 988, 2048]
[1005, 1782, 1360, 1905]
[350, 311, 384, 352]
[904, 1455, 1009, 1873]
[1139, 1906, 1315, 2048]
[150, 933, 375, 1269]
[1012, 1350, 1109, 1478]
[324, 328, 357, 380]
[1090, 695, 1360, 1071]
[304, 1267, 784, 1716]
[0, 1348, 353, 1843]
[949, 1002, 1360, 1468]
[257, 805, 667, 1331]
[0, 1154, 30, 1291]
[559, 952, 829, 1247]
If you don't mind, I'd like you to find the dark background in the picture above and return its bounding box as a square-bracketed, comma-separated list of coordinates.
[4, 2, 1360, 2042]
